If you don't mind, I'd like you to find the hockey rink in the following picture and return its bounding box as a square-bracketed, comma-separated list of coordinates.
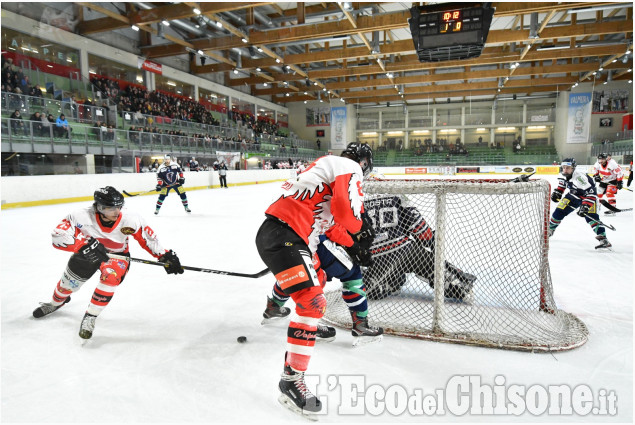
[1, 173, 632, 423]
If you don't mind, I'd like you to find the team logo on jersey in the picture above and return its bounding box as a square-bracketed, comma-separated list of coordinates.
[100, 268, 117, 281]
[116, 260, 127, 269]
[285, 242, 293, 246]
[120, 227, 135, 235]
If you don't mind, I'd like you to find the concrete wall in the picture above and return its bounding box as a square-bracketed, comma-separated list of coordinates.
[1, 169, 295, 209]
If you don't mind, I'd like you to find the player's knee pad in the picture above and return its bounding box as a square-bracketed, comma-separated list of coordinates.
[159, 188, 168, 196]
[606, 186, 618, 196]
[291, 286, 326, 319]
[98, 257, 129, 287]
[177, 186, 186, 195]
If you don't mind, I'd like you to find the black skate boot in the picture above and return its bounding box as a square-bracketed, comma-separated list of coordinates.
[278, 363, 322, 420]
[351, 311, 383, 347]
[595, 235, 612, 250]
[261, 297, 291, 324]
[79, 313, 97, 339]
[443, 264, 476, 303]
[184, 207, 191, 213]
[32, 296, 71, 318]
[316, 324, 336, 343]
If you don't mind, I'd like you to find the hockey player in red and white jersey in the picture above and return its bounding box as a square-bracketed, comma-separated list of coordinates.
[592, 153, 624, 211]
[255, 142, 374, 419]
[32, 186, 184, 339]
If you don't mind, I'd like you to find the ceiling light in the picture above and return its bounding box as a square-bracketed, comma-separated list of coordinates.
[193, 8, 201, 15]
[275, 58, 281, 63]
[283, 81, 288, 85]
[162, 20, 170, 26]
[256, 67, 262, 72]
[131, 25, 139, 31]
[603, 81, 608, 85]
[592, 71, 597, 75]
[612, 59, 617, 63]
[323, 88, 327, 91]
[285, 93, 290, 97]
[216, 21, 223, 28]
[386, 72, 393, 78]
[257, 47, 263, 53]
[629, 80, 633, 83]
[319, 99, 323, 103]
[304, 91, 308, 95]
[263, 82, 268, 87]
[285, 65, 291, 70]
[566, 4, 627, 14]
[242, 38, 248, 43]
[304, 100, 307, 104]
[314, 82, 318, 86]
[167, 81, 176, 86]
[599, 67, 604, 71]
[233, 69, 238, 74]
[628, 68, 632, 72]
[626, 49, 631, 54]
[197, 50, 204, 55]
[340, 98, 345, 102]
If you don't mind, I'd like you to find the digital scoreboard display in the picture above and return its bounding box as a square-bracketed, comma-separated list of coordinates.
[439, 10, 463, 33]
[408, 3, 495, 62]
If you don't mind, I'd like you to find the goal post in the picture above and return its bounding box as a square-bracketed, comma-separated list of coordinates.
[323, 179, 589, 352]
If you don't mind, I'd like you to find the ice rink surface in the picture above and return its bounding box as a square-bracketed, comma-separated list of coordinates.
[1, 173, 632, 423]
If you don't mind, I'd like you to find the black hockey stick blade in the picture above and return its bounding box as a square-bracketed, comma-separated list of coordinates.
[509, 172, 536, 183]
[621, 187, 633, 192]
[109, 254, 270, 278]
[583, 214, 616, 231]
[598, 199, 633, 213]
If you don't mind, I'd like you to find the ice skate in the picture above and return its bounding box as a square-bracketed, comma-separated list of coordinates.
[278, 364, 321, 421]
[184, 207, 191, 213]
[595, 235, 613, 251]
[443, 265, 476, 303]
[154, 209, 159, 215]
[79, 313, 97, 339]
[316, 323, 336, 343]
[32, 296, 71, 318]
[547, 227, 555, 237]
[261, 297, 291, 325]
[351, 311, 383, 347]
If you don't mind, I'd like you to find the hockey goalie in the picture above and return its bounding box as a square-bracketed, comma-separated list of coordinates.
[362, 192, 476, 302]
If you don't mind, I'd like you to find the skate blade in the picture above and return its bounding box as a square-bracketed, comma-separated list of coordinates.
[277, 394, 318, 421]
[261, 316, 289, 326]
[352, 334, 383, 347]
[595, 246, 614, 252]
[316, 336, 336, 343]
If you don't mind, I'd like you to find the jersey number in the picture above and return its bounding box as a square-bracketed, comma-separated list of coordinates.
[56, 219, 71, 231]
[367, 206, 398, 230]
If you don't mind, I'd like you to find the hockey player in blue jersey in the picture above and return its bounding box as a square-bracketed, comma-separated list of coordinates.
[361, 193, 476, 301]
[548, 158, 611, 249]
[155, 154, 191, 215]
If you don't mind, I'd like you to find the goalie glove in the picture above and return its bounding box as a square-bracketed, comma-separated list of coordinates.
[159, 250, 184, 274]
[78, 237, 109, 264]
[551, 190, 562, 203]
[577, 202, 592, 217]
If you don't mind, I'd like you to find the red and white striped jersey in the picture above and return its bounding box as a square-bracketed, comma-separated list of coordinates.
[265, 155, 365, 254]
[52, 206, 166, 258]
[592, 159, 624, 183]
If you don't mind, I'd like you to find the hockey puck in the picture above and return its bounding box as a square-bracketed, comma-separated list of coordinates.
[237, 336, 247, 343]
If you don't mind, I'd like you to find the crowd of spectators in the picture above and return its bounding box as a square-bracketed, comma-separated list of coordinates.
[2, 56, 44, 100]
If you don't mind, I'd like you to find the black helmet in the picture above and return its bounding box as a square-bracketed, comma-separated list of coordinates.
[597, 153, 608, 160]
[94, 186, 124, 208]
[560, 158, 577, 177]
[341, 142, 373, 176]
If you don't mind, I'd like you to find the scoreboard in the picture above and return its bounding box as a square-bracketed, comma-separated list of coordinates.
[408, 3, 495, 62]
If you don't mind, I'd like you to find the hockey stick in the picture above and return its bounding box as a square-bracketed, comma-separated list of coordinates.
[109, 254, 270, 278]
[123, 184, 176, 197]
[621, 186, 633, 192]
[509, 172, 536, 183]
[599, 199, 632, 213]
[582, 214, 616, 231]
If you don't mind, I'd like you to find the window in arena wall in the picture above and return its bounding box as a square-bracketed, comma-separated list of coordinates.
[199, 88, 227, 109]
[88, 54, 142, 85]
[155, 74, 194, 98]
[1, 27, 79, 69]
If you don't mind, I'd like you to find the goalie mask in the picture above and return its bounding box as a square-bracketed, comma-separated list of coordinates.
[341, 142, 373, 177]
[560, 158, 577, 178]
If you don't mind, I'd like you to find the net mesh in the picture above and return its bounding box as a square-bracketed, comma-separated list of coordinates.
[323, 179, 588, 352]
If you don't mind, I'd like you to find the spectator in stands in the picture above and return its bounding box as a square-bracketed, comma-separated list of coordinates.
[9, 109, 28, 136]
[40, 113, 52, 137]
[478, 136, 483, 146]
[55, 114, 71, 138]
[29, 111, 44, 136]
[316, 139, 321, 150]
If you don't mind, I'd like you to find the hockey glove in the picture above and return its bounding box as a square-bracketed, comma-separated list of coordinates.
[616, 180, 623, 190]
[551, 190, 562, 203]
[178, 178, 185, 185]
[78, 237, 110, 264]
[577, 203, 591, 217]
[346, 242, 373, 267]
[156, 184, 162, 192]
[159, 250, 184, 274]
[594, 174, 602, 183]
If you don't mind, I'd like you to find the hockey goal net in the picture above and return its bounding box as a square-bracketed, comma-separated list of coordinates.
[323, 179, 588, 352]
